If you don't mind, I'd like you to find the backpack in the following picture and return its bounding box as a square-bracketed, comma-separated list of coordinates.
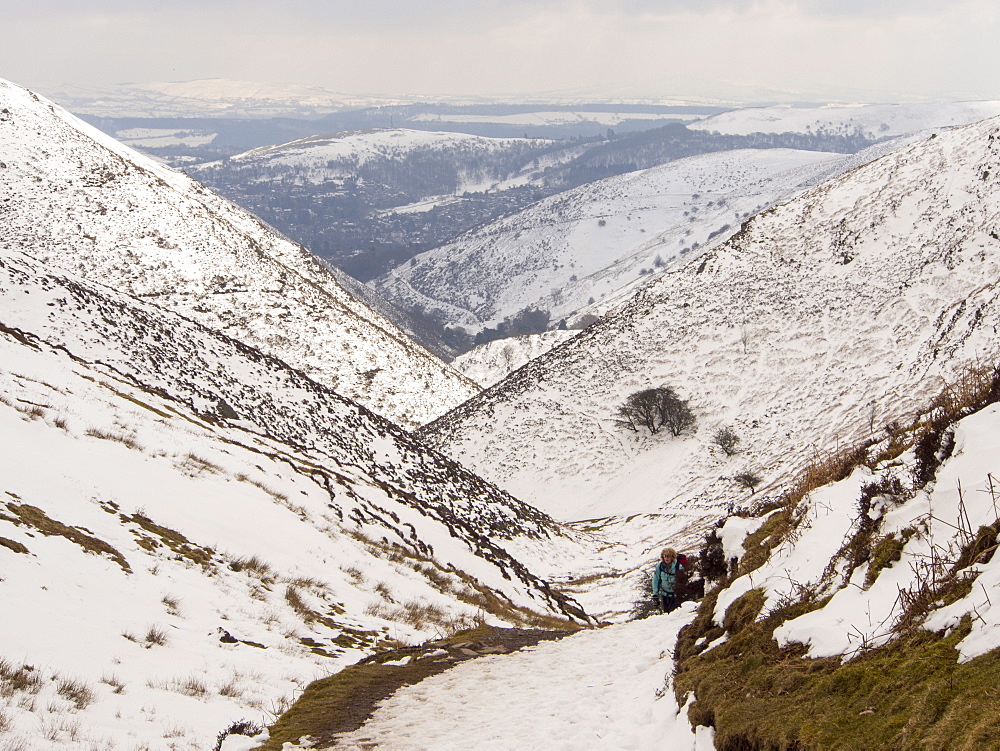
[677, 553, 688, 568]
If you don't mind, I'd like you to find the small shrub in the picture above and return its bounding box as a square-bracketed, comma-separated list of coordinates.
[699, 528, 731, 583]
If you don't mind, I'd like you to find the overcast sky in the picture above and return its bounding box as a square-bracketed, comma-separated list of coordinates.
[5, 0, 1000, 102]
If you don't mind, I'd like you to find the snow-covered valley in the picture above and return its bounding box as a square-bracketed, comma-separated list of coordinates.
[5, 72, 1000, 749]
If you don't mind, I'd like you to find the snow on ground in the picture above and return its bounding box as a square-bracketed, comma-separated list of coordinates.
[419, 115, 1000, 533]
[323, 605, 713, 751]
[196, 129, 546, 189]
[0, 241, 594, 748]
[690, 101, 1000, 138]
[115, 128, 218, 148]
[452, 331, 579, 388]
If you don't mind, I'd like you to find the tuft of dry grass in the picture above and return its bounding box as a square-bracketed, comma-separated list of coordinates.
[0, 659, 42, 697]
[144, 625, 168, 647]
[161, 594, 181, 616]
[284, 585, 314, 622]
[230, 554, 272, 577]
[56, 677, 95, 710]
[100, 673, 126, 694]
[84, 427, 143, 451]
[341, 565, 366, 584]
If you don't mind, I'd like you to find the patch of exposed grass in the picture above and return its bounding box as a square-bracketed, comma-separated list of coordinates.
[4, 502, 130, 573]
[0, 536, 29, 554]
[672, 365, 1000, 748]
[84, 427, 144, 451]
[676, 606, 1000, 750]
[125, 512, 214, 568]
[738, 507, 796, 577]
[0, 659, 42, 697]
[284, 586, 313, 622]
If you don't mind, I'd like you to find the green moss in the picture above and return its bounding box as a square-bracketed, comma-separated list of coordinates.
[677, 598, 1000, 751]
[865, 528, 915, 588]
[739, 508, 794, 576]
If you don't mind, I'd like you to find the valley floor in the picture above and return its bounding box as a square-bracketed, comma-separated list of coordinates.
[248, 608, 714, 750]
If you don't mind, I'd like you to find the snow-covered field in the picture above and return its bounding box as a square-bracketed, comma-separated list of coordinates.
[452, 331, 579, 388]
[115, 127, 218, 148]
[409, 110, 696, 127]
[0, 239, 595, 748]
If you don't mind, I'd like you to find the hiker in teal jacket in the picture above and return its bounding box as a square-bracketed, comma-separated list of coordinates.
[652, 547, 683, 613]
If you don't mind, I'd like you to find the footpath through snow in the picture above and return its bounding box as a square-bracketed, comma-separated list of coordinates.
[264, 606, 714, 750]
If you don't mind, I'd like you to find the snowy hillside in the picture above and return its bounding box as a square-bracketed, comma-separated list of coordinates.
[0, 242, 594, 748]
[691, 101, 1000, 139]
[374, 148, 853, 333]
[419, 115, 1000, 539]
[0, 79, 477, 427]
[452, 331, 580, 388]
[192, 129, 550, 194]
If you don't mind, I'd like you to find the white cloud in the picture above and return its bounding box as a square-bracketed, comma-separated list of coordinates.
[3, 0, 999, 101]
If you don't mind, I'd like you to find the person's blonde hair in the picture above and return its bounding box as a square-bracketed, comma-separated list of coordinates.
[660, 547, 677, 558]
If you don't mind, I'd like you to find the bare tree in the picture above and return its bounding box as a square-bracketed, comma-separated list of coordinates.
[734, 471, 762, 493]
[712, 426, 741, 456]
[615, 386, 696, 436]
